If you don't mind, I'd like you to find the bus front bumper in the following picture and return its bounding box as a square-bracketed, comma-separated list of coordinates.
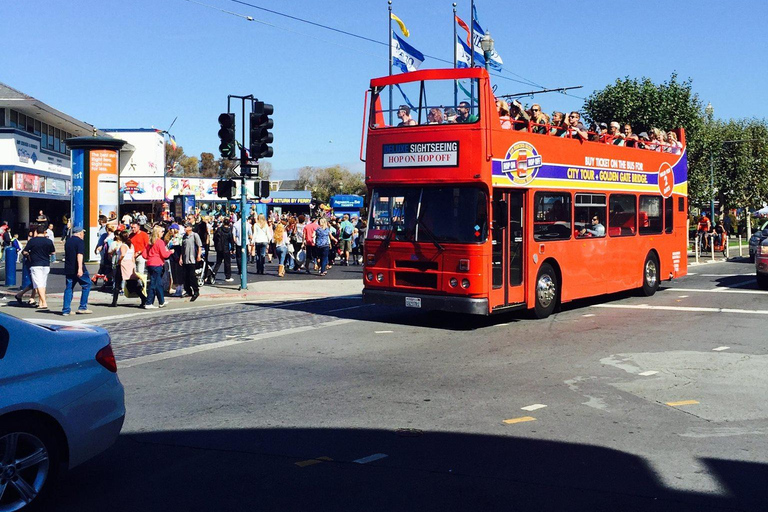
[363, 289, 489, 315]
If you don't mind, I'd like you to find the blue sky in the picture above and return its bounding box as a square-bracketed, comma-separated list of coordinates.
[2, 0, 766, 180]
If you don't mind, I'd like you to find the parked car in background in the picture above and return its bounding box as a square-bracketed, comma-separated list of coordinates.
[0, 313, 125, 510]
[748, 220, 768, 262]
[757, 238, 768, 289]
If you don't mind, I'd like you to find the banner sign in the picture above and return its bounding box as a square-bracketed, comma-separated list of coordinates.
[14, 172, 42, 193]
[382, 141, 459, 168]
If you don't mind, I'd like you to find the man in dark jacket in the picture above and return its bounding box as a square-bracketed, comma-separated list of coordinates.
[212, 218, 234, 282]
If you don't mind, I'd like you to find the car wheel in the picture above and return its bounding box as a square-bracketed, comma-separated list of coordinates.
[757, 274, 768, 290]
[533, 263, 558, 319]
[642, 253, 660, 297]
[0, 419, 62, 511]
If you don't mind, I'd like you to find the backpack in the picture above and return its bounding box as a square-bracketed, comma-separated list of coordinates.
[342, 223, 354, 239]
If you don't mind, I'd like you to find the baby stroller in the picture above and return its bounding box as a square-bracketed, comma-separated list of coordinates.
[196, 250, 216, 288]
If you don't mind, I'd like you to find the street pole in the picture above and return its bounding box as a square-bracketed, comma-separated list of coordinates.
[388, 0, 393, 127]
[710, 150, 715, 220]
[240, 172, 247, 290]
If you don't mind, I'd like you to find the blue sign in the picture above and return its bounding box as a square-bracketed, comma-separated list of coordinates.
[71, 149, 85, 230]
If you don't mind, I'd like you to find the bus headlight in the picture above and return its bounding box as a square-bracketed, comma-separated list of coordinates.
[449, 277, 458, 287]
[461, 279, 470, 289]
[376, 273, 384, 282]
[366, 272, 374, 281]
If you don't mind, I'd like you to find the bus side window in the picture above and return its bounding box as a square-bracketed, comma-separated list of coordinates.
[609, 194, 636, 236]
[533, 192, 571, 241]
[574, 193, 606, 238]
[665, 197, 674, 233]
[639, 196, 663, 235]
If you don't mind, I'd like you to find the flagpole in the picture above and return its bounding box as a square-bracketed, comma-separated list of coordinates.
[452, 2, 458, 108]
[388, 0, 394, 126]
[470, 0, 475, 114]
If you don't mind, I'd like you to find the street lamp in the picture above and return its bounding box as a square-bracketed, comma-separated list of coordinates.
[480, 31, 494, 72]
[706, 102, 715, 219]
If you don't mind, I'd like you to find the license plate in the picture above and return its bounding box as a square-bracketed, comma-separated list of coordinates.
[405, 297, 422, 308]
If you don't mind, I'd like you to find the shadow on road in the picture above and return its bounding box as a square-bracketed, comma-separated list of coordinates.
[54, 427, 766, 511]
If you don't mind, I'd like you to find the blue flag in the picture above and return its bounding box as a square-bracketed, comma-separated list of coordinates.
[471, 11, 503, 70]
[391, 32, 424, 73]
[456, 34, 476, 68]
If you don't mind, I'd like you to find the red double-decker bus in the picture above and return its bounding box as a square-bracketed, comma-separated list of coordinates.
[361, 68, 687, 318]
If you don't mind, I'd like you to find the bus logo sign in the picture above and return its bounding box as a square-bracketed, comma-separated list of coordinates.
[658, 162, 675, 198]
[501, 142, 542, 185]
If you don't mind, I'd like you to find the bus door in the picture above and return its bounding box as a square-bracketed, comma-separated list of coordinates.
[490, 190, 525, 310]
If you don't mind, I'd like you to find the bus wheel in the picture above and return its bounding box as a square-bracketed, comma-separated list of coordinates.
[534, 263, 558, 319]
[642, 253, 660, 296]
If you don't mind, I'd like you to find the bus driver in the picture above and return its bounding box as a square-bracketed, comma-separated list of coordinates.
[579, 215, 605, 237]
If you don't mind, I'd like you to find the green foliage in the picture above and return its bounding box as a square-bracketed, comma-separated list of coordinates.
[295, 165, 366, 203]
[199, 152, 217, 177]
[583, 73, 703, 137]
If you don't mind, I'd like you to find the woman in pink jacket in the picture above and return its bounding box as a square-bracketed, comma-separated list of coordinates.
[144, 225, 173, 308]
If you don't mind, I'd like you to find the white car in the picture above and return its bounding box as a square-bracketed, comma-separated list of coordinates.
[0, 313, 125, 510]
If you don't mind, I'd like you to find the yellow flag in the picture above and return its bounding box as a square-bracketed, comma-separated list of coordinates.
[391, 13, 409, 37]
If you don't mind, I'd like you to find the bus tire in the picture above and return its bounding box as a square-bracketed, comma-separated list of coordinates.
[533, 263, 558, 319]
[641, 253, 660, 296]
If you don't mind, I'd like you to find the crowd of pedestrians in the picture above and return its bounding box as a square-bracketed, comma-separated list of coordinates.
[1, 205, 367, 315]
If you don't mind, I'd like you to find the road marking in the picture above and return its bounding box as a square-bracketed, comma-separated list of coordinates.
[594, 304, 768, 315]
[678, 295, 689, 298]
[503, 416, 536, 424]
[521, 404, 547, 411]
[582, 314, 595, 317]
[666, 400, 699, 407]
[295, 456, 333, 467]
[326, 304, 369, 313]
[353, 453, 388, 464]
[667, 287, 768, 295]
[374, 330, 393, 334]
[701, 273, 754, 277]
[712, 346, 730, 351]
[639, 370, 659, 376]
[119, 319, 354, 368]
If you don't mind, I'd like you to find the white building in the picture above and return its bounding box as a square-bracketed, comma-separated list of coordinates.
[0, 82, 97, 234]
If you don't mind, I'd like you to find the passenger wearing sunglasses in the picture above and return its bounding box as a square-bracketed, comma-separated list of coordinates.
[567, 111, 590, 141]
[579, 215, 605, 237]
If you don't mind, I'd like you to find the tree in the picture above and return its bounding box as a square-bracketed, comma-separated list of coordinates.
[583, 73, 704, 139]
[200, 152, 217, 178]
[258, 161, 273, 181]
[294, 165, 366, 204]
[179, 156, 199, 176]
[165, 143, 184, 175]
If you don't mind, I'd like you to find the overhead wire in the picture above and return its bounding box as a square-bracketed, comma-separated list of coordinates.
[183, 0, 585, 98]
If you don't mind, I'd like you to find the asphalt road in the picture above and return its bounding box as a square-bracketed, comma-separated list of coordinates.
[8, 259, 768, 511]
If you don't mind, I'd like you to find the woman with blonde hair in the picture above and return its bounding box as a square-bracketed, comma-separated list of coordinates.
[273, 222, 289, 277]
[252, 213, 272, 275]
[496, 99, 512, 130]
[666, 131, 682, 154]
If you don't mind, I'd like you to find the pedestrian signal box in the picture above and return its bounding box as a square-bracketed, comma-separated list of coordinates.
[217, 180, 236, 199]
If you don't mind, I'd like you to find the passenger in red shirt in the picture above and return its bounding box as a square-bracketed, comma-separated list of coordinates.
[129, 221, 150, 274]
[303, 217, 319, 273]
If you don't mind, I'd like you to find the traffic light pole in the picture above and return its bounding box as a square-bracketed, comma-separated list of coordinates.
[240, 170, 248, 290]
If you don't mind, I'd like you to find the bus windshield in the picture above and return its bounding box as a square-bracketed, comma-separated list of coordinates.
[367, 186, 488, 243]
[370, 78, 481, 128]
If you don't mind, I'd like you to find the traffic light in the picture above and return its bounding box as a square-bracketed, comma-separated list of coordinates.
[217, 179, 236, 199]
[218, 113, 236, 159]
[249, 101, 274, 160]
[255, 180, 270, 198]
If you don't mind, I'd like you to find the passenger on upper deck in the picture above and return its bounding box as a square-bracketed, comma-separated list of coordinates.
[550, 112, 568, 137]
[510, 99, 530, 131]
[396, 105, 417, 127]
[496, 99, 512, 129]
[456, 101, 479, 123]
[567, 112, 590, 141]
[443, 108, 458, 123]
[666, 131, 682, 154]
[530, 104, 549, 134]
[427, 108, 444, 125]
[608, 122, 625, 146]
